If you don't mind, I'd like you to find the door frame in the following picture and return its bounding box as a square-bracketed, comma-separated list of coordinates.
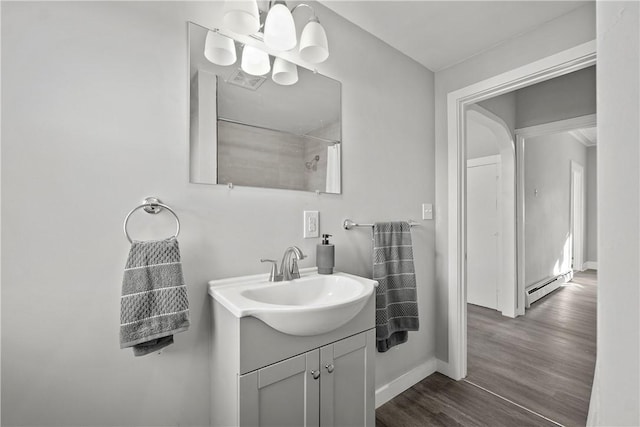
[445, 40, 596, 380]
[571, 160, 586, 271]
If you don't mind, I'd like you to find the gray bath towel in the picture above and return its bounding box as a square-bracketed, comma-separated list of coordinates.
[373, 222, 419, 352]
[120, 237, 190, 356]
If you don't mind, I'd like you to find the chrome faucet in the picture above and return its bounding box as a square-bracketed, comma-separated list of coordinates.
[280, 246, 306, 281]
[261, 246, 306, 282]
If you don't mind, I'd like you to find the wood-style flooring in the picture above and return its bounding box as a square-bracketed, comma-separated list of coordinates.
[376, 372, 557, 427]
[376, 270, 597, 426]
[467, 270, 597, 426]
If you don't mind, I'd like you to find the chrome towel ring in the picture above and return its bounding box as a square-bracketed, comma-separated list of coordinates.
[123, 197, 180, 243]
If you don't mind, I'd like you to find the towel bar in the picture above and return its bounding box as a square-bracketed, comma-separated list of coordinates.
[123, 197, 180, 243]
[343, 218, 420, 230]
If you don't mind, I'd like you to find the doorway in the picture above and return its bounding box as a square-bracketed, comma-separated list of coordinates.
[515, 114, 596, 306]
[464, 105, 516, 318]
[460, 51, 598, 426]
[571, 161, 585, 271]
[444, 41, 596, 381]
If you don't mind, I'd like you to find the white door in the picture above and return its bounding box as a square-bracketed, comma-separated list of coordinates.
[467, 158, 500, 310]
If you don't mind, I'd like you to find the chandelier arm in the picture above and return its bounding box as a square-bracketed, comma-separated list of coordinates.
[290, 3, 318, 20]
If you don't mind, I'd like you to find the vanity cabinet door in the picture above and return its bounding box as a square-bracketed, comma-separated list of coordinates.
[319, 329, 375, 427]
[239, 350, 320, 427]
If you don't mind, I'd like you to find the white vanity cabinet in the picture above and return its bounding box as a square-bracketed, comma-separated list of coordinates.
[238, 330, 375, 427]
[209, 275, 376, 427]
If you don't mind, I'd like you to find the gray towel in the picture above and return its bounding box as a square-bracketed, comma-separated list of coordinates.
[120, 237, 190, 357]
[373, 222, 419, 352]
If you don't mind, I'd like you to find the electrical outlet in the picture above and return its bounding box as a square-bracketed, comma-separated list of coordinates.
[422, 203, 433, 220]
[304, 211, 319, 238]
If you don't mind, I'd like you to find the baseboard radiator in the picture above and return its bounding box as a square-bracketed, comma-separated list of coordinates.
[525, 271, 574, 308]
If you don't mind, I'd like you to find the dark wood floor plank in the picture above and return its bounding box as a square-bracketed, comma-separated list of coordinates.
[376, 372, 556, 427]
[375, 271, 596, 427]
[467, 270, 597, 427]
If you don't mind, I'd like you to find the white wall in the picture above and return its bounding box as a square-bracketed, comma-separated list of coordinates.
[434, 2, 596, 361]
[585, 146, 597, 264]
[588, 2, 640, 425]
[515, 65, 596, 129]
[524, 132, 587, 285]
[1, 2, 435, 425]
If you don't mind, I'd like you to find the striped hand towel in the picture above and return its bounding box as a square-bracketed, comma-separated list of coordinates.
[120, 237, 190, 357]
[373, 221, 419, 352]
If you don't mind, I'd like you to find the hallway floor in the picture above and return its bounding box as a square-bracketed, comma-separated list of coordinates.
[376, 270, 597, 426]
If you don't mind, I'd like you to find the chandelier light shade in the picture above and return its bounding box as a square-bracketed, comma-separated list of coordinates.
[222, 0, 260, 35]
[204, 31, 237, 66]
[212, 2, 330, 85]
[264, 2, 297, 51]
[241, 45, 271, 76]
[272, 57, 298, 86]
[299, 18, 329, 63]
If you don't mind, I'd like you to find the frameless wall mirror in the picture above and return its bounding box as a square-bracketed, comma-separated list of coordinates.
[188, 22, 342, 194]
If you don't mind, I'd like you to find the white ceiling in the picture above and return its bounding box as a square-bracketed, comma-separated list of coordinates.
[320, 1, 590, 71]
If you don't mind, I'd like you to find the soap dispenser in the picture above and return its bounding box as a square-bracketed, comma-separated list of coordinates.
[316, 234, 335, 275]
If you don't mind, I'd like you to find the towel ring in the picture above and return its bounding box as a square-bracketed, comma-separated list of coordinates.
[123, 197, 180, 243]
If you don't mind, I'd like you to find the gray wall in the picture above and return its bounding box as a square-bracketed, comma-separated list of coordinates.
[516, 65, 596, 129]
[468, 92, 516, 159]
[478, 66, 596, 131]
[585, 146, 597, 263]
[466, 115, 500, 160]
[477, 91, 517, 136]
[1, 2, 435, 426]
[524, 132, 587, 286]
[434, 2, 596, 362]
[589, 2, 639, 425]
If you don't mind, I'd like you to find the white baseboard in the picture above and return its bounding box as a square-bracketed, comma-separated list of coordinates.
[584, 261, 598, 270]
[375, 357, 437, 408]
[436, 358, 456, 379]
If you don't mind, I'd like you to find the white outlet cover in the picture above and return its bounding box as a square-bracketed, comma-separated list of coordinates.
[422, 203, 433, 220]
[304, 211, 319, 238]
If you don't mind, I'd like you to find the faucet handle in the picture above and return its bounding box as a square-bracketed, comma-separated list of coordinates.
[260, 259, 279, 282]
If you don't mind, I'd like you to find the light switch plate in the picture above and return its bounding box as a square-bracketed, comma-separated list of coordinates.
[422, 203, 433, 220]
[304, 211, 319, 238]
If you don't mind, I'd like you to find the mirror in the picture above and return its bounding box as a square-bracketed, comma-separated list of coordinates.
[188, 22, 342, 193]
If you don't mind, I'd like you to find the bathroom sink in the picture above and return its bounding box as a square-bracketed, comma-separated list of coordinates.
[209, 269, 376, 336]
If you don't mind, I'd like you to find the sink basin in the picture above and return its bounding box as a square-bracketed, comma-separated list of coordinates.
[209, 269, 376, 336]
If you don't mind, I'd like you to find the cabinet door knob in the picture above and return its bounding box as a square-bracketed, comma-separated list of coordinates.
[325, 363, 334, 373]
[310, 370, 320, 380]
